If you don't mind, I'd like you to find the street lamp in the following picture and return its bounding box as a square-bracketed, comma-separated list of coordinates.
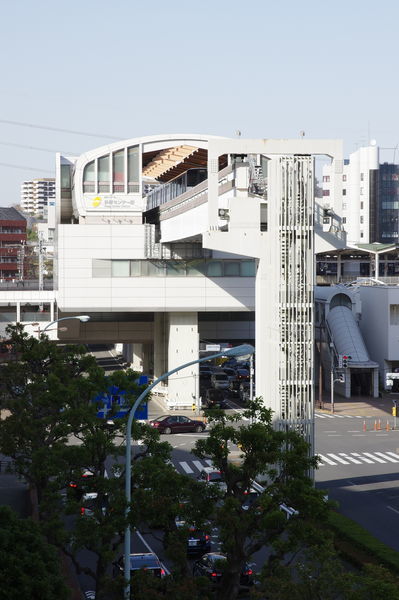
[42, 315, 90, 333]
[123, 343, 254, 599]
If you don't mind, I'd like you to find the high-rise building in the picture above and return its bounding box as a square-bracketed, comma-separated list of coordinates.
[20, 178, 56, 217]
[321, 143, 399, 245]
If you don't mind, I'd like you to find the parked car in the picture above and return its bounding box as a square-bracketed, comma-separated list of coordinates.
[211, 372, 230, 390]
[202, 388, 228, 408]
[198, 467, 227, 492]
[192, 552, 253, 587]
[235, 367, 250, 382]
[113, 552, 165, 578]
[149, 415, 206, 434]
[68, 468, 95, 500]
[175, 518, 211, 555]
[221, 367, 237, 384]
[80, 492, 108, 518]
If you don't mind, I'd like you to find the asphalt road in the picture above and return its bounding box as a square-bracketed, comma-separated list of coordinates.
[88, 347, 399, 585]
[314, 410, 399, 551]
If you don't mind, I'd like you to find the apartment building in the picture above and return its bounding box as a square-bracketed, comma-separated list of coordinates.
[0, 207, 27, 280]
[20, 178, 56, 217]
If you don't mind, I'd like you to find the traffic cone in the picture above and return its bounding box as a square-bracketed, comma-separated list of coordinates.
[373, 420, 377, 431]
[386, 420, 390, 431]
[377, 419, 381, 431]
[363, 420, 366, 432]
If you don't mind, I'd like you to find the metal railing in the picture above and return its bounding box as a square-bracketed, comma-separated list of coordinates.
[0, 279, 54, 290]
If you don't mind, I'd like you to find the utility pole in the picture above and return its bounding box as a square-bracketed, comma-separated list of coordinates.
[38, 232, 44, 292]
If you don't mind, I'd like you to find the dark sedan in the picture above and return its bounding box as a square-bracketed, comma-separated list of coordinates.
[193, 552, 253, 586]
[149, 415, 206, 434]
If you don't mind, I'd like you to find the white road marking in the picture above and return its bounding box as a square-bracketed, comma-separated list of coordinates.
[385, 452, 399, 460]
[317, 454, 337, 465]
[339, 453, 362, 464]
[363, 452, 385, 463]
[387, 505, 399, 515]
[327, 453, 350, 465]
[180, 461, 194, 474]
[192, 460, 204, 472]
[374, 452, 399, 463]
[135, 529, 170, 575]
[352, 452, 374, 464]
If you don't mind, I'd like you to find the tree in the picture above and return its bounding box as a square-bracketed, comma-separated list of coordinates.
[193, 398, 330, 600]
[0, 323, 104, 516]
[0, 506, 68, 600]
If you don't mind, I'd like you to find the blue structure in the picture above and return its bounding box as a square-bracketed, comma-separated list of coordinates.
[94, 375, 149, 420]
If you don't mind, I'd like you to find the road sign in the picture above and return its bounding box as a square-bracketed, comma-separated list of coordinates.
[94, 376, 149, 420]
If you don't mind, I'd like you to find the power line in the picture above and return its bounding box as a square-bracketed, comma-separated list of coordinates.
[0, 140, 78, 154]
[0, 119, 121, 140]
[0, 162, 54, 173]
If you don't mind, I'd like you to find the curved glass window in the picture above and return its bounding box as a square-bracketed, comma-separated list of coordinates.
[113, 150, 125, 193]
[83, 161, 95, 193]
[98, 155, 110, 193]
[128, 146, 139, 193]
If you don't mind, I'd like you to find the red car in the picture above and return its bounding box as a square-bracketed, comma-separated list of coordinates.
[149, 415, 206, 434]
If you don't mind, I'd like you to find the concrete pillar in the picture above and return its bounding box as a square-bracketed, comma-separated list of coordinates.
[375, 253, 379, 278]
[154, 313, 167, 380]
[122, 343, 144, 372]
[167, 312, 199, 409]
[337, 255, 342, 282]
[142, 343, 152, 375]
[373, 368, 379, 398]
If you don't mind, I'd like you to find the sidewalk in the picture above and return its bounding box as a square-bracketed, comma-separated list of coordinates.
[316, 390, 397, 418]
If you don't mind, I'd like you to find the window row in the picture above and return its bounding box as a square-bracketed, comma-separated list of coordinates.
[92, 259, 256, 278]
[83, 146, 140, 194]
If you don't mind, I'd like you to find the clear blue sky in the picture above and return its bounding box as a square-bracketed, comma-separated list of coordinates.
[1, 0, 399, 205]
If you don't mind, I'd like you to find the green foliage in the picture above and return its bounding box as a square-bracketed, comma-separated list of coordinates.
[0, 506, 68, 600]
[328, 509, 399, 571]
[193, 397, 330, 600]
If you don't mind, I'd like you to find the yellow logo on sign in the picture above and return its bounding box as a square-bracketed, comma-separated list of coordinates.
[91, 196, 102, 207]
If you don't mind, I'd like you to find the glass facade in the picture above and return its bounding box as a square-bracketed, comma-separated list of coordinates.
[378, 164, 399, 242]
[83, 161, 95, 193]
[113, 150, 124, 193]
[98, 155, 110, 193]
[92, 259, 256, 278]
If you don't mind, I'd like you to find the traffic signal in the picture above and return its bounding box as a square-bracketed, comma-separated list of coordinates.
[342, 355, 351, 368]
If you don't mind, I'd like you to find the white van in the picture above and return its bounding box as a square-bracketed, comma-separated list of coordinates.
[211, 372, 230, 390]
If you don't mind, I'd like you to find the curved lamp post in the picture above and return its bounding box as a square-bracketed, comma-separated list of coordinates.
[42, 315, 90, 333]
[123, 343, 254, 599]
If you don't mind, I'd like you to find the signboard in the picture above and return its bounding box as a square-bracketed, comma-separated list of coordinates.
[205, 344, 220, 352]
[94, 376, 149, 420]
[84, 195, 140, 211]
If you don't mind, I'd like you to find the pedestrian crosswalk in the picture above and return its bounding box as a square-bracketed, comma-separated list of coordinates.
[175, 458, 213, 475]
[173, 451, 399, 473]
[315, 412, 364, 419]
[317, 450, 399, 466]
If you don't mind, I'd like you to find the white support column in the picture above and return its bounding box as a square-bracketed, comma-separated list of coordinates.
[167, 312, 199, 409]
[154, 313, 167, 380]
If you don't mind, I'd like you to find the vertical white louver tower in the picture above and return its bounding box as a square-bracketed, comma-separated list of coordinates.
[255, 155, 314, 449]
[206, 139, 342, 459]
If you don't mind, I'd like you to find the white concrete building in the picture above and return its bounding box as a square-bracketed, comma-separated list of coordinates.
[322, 143, 379, 244]
[20, 178, 56, 217]
[46, 133, 342, 451]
